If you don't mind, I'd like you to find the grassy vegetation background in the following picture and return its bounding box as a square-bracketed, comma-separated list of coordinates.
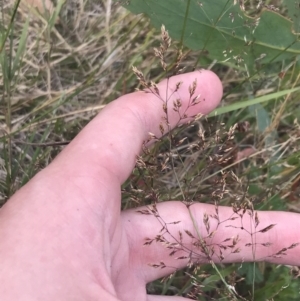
[1, 0, 300, 300]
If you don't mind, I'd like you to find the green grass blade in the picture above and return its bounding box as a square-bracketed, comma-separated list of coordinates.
[209, 87, 300, 117]
[11, 17, 29, 77]
[48, 0, 65, 30]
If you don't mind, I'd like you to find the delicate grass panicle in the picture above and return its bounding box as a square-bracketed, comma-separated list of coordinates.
[129, 23, 300, 300]
[1, 0, 300, 300]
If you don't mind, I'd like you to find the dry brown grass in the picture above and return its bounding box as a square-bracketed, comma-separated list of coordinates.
[0, 0, 159, 201]
[20, 0, 54, 13]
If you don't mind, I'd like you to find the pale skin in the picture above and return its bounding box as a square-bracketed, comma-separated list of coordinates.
[0, 70, 299, 301]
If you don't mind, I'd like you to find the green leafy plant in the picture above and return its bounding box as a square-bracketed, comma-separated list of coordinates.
[123, 0, 300, 74]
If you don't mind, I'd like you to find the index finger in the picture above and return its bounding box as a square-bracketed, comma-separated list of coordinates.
[52, 70, 223, 183]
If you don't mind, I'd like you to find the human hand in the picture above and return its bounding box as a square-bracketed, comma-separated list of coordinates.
[0, 70, 299, 301]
